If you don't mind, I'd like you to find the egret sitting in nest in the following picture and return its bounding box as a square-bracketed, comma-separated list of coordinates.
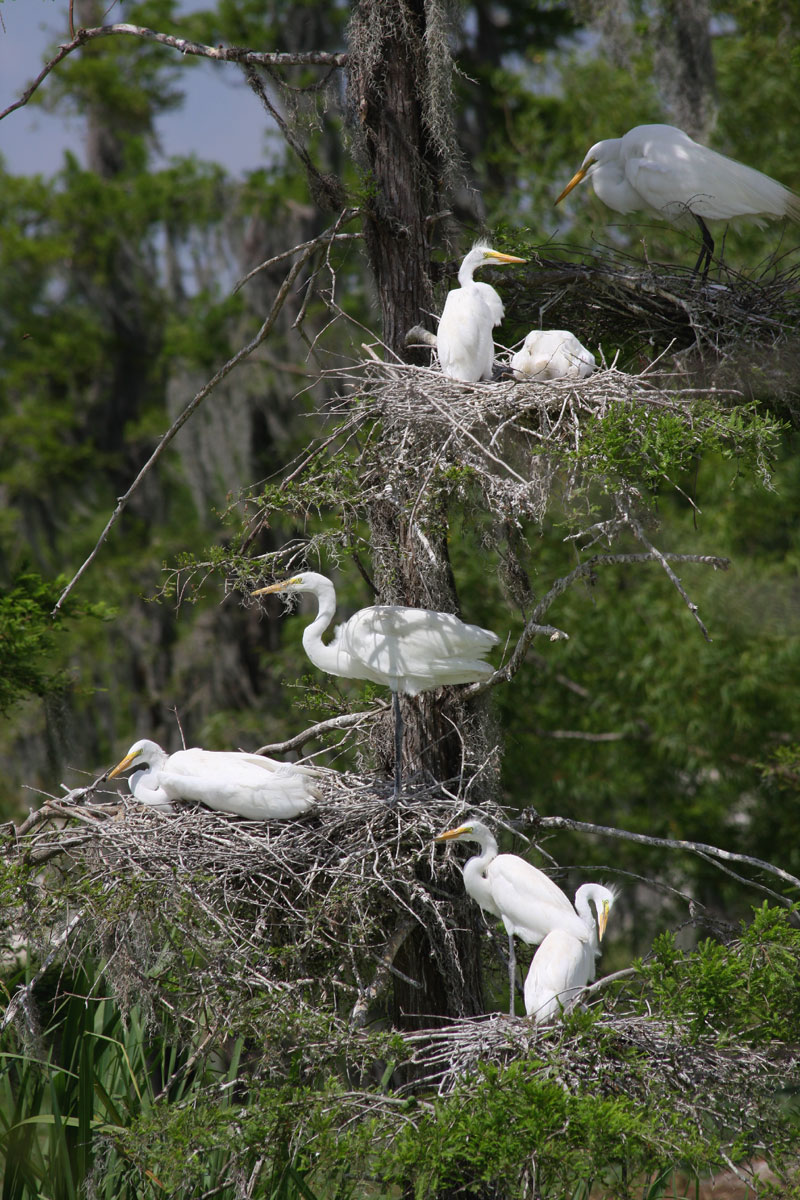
[510, 329, 596, 381]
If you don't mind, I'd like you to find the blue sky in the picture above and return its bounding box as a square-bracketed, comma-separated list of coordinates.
[0, 0, 269, 176]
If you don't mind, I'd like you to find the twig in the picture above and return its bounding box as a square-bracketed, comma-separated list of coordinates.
[1, 912, 84, 1034]
[255, 707, 385, 755]
[467, 550, 729, 698]
[52, 240, 320, 613]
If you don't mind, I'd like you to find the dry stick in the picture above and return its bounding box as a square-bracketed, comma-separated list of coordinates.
[623, 503, 714, 641]
[256, 707, 384, 756]
[350, 917, 418, 1028]
[53, 243, 318, 615]
[521, 809, 800, 895]
[0, 24, 347, 122]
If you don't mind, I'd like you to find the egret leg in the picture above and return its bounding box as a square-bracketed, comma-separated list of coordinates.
[692, 214, 714, 279]
[392, 690, 403, 800]
[507, 932, 517, 1017]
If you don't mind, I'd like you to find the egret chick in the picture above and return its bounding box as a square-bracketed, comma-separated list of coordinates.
[109, 740, 318, 819]
[556, 123, 800, 275]
[435, 819, 597, 1015]
[511, 330, 595, 381]
[524, 883, 615, 1024]
[253, 572, 499, 798]
[437, 243, 526, 382]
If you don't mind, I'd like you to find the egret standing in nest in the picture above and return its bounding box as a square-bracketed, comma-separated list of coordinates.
[108, 739, 318, 819]
[435, 819, 615, 1016]
[523, 883, 615, 1024]
[437, 243, 526, 382]
[556, 123, 800, 276]
[253, 572, 499, 799]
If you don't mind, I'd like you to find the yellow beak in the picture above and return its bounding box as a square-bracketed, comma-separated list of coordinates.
[108, 750, 140, 779]
[435, 825, 470, 842]
[485, 250, 526, 264]
[252, 576, 298, 598]
[597, 899, 610, 942]
[555, 162, 592, 206]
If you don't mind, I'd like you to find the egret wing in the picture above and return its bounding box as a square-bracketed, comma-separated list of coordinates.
[488, 854, 588, 944]
[524, 929, 590, 1021]
[437, 289, 495, 382]
[337, 605, 499, 692]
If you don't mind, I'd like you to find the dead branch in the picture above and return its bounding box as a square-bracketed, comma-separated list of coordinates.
[52, 218, 353, 614]
[519, 808, 800, 897]
[0, 24, 347, 123]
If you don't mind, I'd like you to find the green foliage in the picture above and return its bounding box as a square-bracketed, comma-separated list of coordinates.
[641, 905, 800, 1044]
[0, 573, 114, 717]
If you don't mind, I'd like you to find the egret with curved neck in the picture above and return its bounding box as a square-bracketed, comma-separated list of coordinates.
[253, 572, 500, 798]
[556, 123, 800, 276]
[436, 819, 614, 1015]
[524, 882, 615, 1023]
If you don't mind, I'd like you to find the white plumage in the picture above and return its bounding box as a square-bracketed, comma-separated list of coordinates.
[510, 329, 596, 381]
[436, 820, 615, 1015]
[523, 883, 615, 1024]
[253, 572, 499, 796]
[556, 123, 800, 273]
[437, 244, 526, 382]
[109, 739, 318, 819]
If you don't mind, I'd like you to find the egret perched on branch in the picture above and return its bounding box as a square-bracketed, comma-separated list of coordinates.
[435, 820, 611, 1015]
[523, 883, 615, 1024]
[253, 572, 499, 798]
[108, 739, 318, 819]
[555, 123, 800, 275]
[510, 329, 596, 381]
[437, 243, 526, 382]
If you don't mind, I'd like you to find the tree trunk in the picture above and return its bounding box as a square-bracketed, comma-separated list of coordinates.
[348, 0, 487, 1020]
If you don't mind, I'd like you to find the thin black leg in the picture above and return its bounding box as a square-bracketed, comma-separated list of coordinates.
[692, 213, 714, 279]
[392, 690, 403, 800]
[507, 931, 517, 1016]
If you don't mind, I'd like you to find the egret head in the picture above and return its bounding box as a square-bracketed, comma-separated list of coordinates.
[577, 882, 617, 941]
[435, 819, 492, 845]
[108, 739, 162, 778]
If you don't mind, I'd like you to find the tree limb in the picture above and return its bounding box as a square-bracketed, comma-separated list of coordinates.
[256, 707, 385, 756]
[52, 227, 340, 614]
[0, 24, 347, 123]
[518, 808, 800, 897]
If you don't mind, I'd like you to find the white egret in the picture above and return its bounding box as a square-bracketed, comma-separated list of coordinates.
[253, 572, 499, 798]
[435, 820, 606, 1015]
[108, 739, 318, 819]
[437, 243, 526, 382]
[510, 329, 596, 381]
[523, 882, 615, 1024]
[556, 123, 800, 275]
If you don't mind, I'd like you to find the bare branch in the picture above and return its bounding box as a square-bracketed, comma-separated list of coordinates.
[350, 916, 417, 1028]
[519, 808, 800, 897]
[52, 221, 354, 613]
[0, 24, 347, 123]
[255, 707, 384, 755]
[1, 912, 84, 1034]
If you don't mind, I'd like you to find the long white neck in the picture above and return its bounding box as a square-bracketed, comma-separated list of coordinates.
[457, 250, 484, 287]
[461, 827, 500, 915]
[297, 574, 342, 674]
